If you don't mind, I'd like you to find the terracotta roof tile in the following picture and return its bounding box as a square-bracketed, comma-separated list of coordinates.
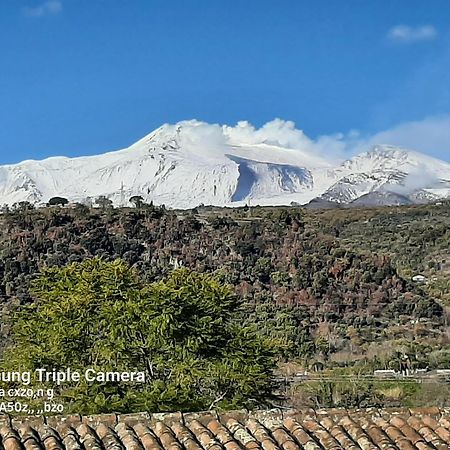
[153, 421, 182, 450]
[361, 419, 398, 450]
[389, 417, 426, 447]
[283, 417, 322, 450]
[225, 418, 261, 450]
[248, 418, 280, 450]
[302, 419, 342, 450]
[1, 408, 450, 449]
[188, 419, 223, 450]
[270, 425, 298, 450]
[373, 417, 417, 450]
[96, 423, 123, 450]
[133, 423, 163, 450]
[407, 416, 449, 450]
[425, 416, 450, 444]
[16, 425, 42, 450]
[0, 426, 23, 450]
[205, 419, 240, 450]
[58, 426, 83, 450]
[318, 417, 359, 450]
[38, 424, 65, 450]
[171, 422, 203, 450]
[76, 424, 103, 450]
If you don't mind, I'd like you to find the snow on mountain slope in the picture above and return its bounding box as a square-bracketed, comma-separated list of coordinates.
[340, 145, 450, 173]
[0, 121, 449, 208]
[317, 145, 450, 204]
[0, 121, 326, 208]
[320, 171, 406, 204]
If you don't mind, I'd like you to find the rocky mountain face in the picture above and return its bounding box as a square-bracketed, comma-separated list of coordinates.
[0, 122, 449, 209]
[315, 146, 450, 207]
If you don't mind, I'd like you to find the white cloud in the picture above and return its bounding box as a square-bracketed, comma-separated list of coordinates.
[233, 116, 450, 162]
[178, 121, 227, 158]
[363, 115, 450, 157]
[23, 0, 62, 18]
[223, 119, 353, 162]
[386, 165, 440, 195]
[223, 116, 450, 162]
[160, 116, 450, 165]
[387, 24, 437, 43]
[158, 119, 351, 164]
[224, 119, 311, 149]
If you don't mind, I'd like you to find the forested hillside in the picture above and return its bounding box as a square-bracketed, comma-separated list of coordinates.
[0, 201, 449, 408]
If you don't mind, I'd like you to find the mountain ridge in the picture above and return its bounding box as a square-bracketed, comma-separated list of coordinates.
[1, 120, 449, 209]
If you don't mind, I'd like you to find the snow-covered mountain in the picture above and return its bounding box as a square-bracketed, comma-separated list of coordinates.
[1, 121, 449, 209]
[317, 146, 450, 205]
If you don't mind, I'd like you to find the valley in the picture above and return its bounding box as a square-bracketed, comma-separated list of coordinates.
[0, 200, 448, 409]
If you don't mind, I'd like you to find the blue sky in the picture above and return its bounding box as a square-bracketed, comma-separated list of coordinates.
[0, 0, 449, 163]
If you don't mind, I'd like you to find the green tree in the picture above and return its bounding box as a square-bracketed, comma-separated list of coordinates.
[129, 195, 144, 208]
[2, 258, 276, 414]
[48, 196, 69, 206]
[95, 195, 113, 209]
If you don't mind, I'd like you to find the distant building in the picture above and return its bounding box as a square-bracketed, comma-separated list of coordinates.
[412, 274, 427, 283]
[374, 369, 397, 378]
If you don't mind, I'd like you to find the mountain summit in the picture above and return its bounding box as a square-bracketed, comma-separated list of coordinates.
[0, 121, 449, 208]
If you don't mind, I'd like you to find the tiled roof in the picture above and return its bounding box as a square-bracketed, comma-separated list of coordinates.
[1, 408, 450, 450]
